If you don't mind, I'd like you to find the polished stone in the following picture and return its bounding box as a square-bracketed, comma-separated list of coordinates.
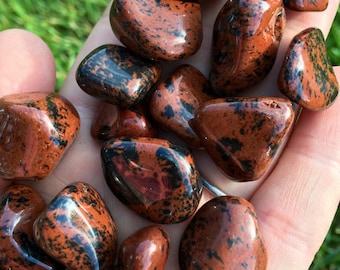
[118, 225, 170, 270]
[110, 0, 202, 61]
[101, 137, 203, 224]
[33, 182, 117, 270]
[278, 27, 338, 110]
[210, 0, 286, 95]
[0, 92, 80, 180]
[179, 196, 267, 270]
[150, 64, 215, 149]
[76, 44, 162, 108]
[284, 0, 328, 11]
[190, 97, 295, 181]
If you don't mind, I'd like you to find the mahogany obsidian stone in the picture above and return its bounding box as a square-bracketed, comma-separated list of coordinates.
[76, 44, 162, 108]
[179, 196, 267, 270]
[190, 97, 295, 181]
[283, 0, 328, 11]
[101, 137, 203, 224]
[109, 0, 202, 61]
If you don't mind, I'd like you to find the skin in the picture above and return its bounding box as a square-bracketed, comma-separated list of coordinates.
[0, 1, 339, 269]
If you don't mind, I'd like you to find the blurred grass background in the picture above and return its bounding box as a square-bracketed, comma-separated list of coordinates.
[0, 1, 339, 269]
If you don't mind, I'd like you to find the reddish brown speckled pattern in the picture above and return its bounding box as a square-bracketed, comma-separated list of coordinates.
[150, 65, 215, 149]
[101, 137, 203, 224]
[210, 0, 285, 95]
[278, 27, 339, 110]
[76, 45, 162, 108]
[110, 0, 202, 61]
[284, 0, 328, 11]
[179, 196, 267, 270]
[0, 184, 62, 269]
[33, 182, 117, 270]
[118, 225, 170, 270]
[92, 103, 157, 143]
[0, 92, 80, 180]
[190, 97, 295, 181]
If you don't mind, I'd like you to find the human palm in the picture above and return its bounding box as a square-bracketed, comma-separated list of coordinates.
[0, 1, 340, 269]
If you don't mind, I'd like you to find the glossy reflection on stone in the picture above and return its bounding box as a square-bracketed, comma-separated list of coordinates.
[284, 0, 328, 11]
[150, 65, 215, 149]
[0, 92, 80, 180]
[118, 225, 170, 270]
[110, 0, 202, 61]
[101, 137, 202, 224]
[92, 102, 157, 143]
[0, 184, 63, 269]
[76, 44, 162, 108]
[179, 196, 267, 270]
[190, 97, 295, 181]
[33, 182, 117, 270]
[210, 0, 285, 95]
[278, 27, 338, 110]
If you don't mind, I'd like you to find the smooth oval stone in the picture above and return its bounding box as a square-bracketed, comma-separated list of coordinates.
[278, 27, 338, 110]
[0, 184, 63, 269]
[101, 137, 202, 224]
[210, 0, 286, 95]
[118, 225, 170, 270]
[179, 196, 267, 270]
[0, 92, 80, 180]
[190, 97, 295, 181]
[110, 0, 202, 61]
[33, 182, 117, 270]
[284, 0, 328, 11]
[92, 102, 157, 143]
[76, 45, 162, 108]
[150, 64, 215, 149]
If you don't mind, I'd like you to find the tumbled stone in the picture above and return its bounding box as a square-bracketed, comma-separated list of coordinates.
[76, 44, 162, 108]
[0, 92, 80, 180]
[110, 0, 202, 61]
[210, 0, 286, 95]
[101, 137, 202, 224]
[179, 196, 267, 270]
[190, 97, 295, 181]
[284, 0, 328, 11]
[0, 184, 63, 269]
[118, 225, 170, 270]
[33, 182, 117, 270]
[278, 27, 338, 110]
[92, 102, 157, 143]
[150, 65, 215, 149]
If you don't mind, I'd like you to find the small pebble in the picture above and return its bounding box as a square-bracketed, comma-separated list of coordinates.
[284, 0, 328, 11]
[179, 196, 267, 270]
[118, 225, 170, 270]
[0, 92, 80, 180]
[76, 44, 162, 108]
[109, 0, 202, 61]
[210, 0, 286, 95]
[150, 64, 215, 149]
[101, 137, 203, 224]
[33, 182, 117, 270]
[0, 184, 62, 269]
[278, 27, 338, 110]
[190, 97, 295, 181]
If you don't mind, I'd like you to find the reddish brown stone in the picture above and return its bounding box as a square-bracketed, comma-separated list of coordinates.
[118, 225, 170, 270]
[101, 137, 202, 224]
[210, 0, 286, 95]
[33, 182, 117, 270]
[278, 27, 338, 110]
[110, 0, 202, 61]
[284, 0, 328, 11]
[179, 196, 267, 270]
[150, 65, 215, 149]
[190, 97, 295, 181]
[0, 92, 80, 180]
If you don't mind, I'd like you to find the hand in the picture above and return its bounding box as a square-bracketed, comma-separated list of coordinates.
[1, 1, 339, 269]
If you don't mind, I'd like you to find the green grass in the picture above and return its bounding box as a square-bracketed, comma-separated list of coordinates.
[0, 1, 339, 269]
